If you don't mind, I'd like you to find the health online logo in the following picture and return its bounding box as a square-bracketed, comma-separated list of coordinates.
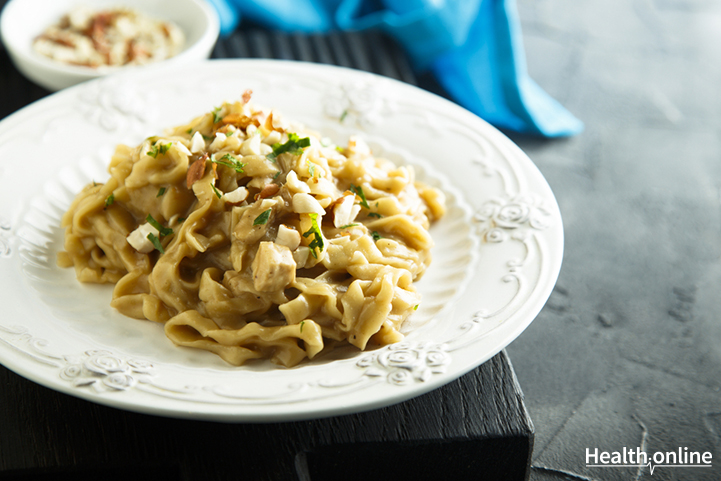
[586, 447, 713, 475]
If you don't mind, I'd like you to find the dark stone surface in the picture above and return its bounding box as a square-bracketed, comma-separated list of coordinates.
[507, 1, 721, 479]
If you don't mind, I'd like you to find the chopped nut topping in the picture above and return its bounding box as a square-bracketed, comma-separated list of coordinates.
[186, 152, 208, 188]
[221, 113, 260, 130]
[242, 89, 253, 104]
[258, 183, 280, 199]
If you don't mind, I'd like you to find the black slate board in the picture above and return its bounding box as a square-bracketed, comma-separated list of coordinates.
[0, 351, 532, 480]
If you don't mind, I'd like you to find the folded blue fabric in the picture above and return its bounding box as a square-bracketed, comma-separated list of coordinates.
[206, 0, 583, 137]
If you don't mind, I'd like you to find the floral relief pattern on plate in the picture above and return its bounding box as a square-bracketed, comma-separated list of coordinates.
[77, 77, 159, 132]
[323, 80, 397, 128]
[0, 216, 11, 257]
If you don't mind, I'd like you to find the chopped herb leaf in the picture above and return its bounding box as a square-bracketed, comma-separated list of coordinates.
[202, 134, 213, 141]
[368, 212, 382, 218]
[371, 231, 382, 242]
[177, 217, 186, 223]
[300, 321, 305, 333]
[157, 187, 166, 197]
[186, 128, 193, 134]
[253, 209, 272, 226]
[349, 183, 370, 209]
[212, 106, 223, 123]
[302, 213, 324, 259]
[146, 214, 173, 237]
[225, 131, 234, 137]
[267, 133, 311, 161]
[273, 171, 281, 180]
[414, 304, 419, 311]
[340, 110, 348, 122]
[307, 160, 316, 178]
[339, 223, 359, 229]
[147, 142, 172, 158]
[211, 183, 222, 199]
[92, 180, 97, 187]
[335, 146, 345, 153]
[210, 153, 246, 173]
[104, 193, 115, 208]
[146, 233, 164, 254]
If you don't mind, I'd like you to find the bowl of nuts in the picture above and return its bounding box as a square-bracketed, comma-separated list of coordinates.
[0, 0, 219, 91]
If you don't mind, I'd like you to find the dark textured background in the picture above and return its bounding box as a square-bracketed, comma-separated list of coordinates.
[509, 1, 721, 479]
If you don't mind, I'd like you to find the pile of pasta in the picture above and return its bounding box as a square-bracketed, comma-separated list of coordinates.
[58, 92, 446, 367]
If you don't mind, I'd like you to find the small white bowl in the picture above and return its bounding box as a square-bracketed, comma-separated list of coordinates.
[0, 0, 220, 91]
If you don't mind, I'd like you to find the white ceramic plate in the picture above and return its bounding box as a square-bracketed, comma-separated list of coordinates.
[0, 60, 563, 422]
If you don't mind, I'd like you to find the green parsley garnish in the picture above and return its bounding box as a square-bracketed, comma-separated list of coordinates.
[157, 187, 166, 197]
[339, 223, 359, 229]
[340, 110, 348, 122]
[104, 193, 115, 208]
[212, 106, 223, 123]
[147, 142, 172, 158]
[202, 134, 213, 141]
[146, 214, 173, 237]
[302, 213, 324, 259]
[225, 131, 234, 137]
[146, 233, 164, 254]
[267, 133, 311, 161]
[253, 209, 272, 226]
[210, 153, 246, 173]
[368, 212, 382, 218]
[186, 128, 193, 134]
[211, 183, 222, 199]
[335, 146, 345, 153]
[371, 231, 382, 242]
[177, 217, 186, 223]
[349, 183, 370, 209]
[300, 321, 305, 333]
[307, 160, 317, 178]
[414, 304, 419, 311]
[273, 171, 281, 180]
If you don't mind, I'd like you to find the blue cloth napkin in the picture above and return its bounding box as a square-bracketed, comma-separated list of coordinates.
[206, 0, 583, 137]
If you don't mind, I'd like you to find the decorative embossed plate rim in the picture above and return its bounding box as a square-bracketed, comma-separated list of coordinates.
[0, 59, 563, 422]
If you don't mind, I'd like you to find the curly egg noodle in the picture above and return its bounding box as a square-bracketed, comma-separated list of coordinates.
[58, 93, 446, 367]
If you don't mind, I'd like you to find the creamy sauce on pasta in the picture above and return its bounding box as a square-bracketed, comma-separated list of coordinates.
[58, 93, 446, 366]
